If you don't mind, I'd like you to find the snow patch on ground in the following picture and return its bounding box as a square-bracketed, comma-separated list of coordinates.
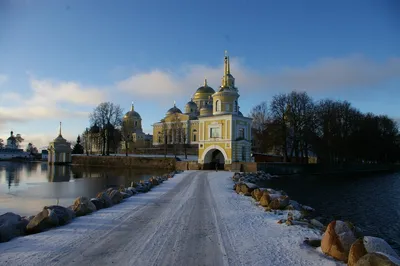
[0, 172, 190, 265]
[207, 171, 344, 266]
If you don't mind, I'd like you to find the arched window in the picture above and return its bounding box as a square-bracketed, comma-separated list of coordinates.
[192, 129, 197, 142]
[135, 121, 138, 127]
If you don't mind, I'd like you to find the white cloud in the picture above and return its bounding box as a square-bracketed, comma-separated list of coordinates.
[117, 57, 260, 102]
[0, 74, 8, 86]
[0, 77, 107, 125]
[117, 54, 400, 104]
[266, 55, 400, 91]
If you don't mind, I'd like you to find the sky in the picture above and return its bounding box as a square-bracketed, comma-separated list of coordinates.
[0, 0, 399, 149]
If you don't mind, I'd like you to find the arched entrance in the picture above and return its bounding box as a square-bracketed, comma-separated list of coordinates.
[203, 147, 226, 170]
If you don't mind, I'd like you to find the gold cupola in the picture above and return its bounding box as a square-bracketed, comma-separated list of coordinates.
[193, 78, 215, 109]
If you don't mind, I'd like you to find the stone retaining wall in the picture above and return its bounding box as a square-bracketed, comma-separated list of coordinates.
[72, 155, 176, 170]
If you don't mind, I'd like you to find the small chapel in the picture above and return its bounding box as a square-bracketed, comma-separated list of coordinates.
[48, 122, 72, 164]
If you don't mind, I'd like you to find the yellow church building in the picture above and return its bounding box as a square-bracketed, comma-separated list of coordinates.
[152, 52, 252, 168]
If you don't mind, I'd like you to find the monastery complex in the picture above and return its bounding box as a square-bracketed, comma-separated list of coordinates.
[152, 52, 252, 168]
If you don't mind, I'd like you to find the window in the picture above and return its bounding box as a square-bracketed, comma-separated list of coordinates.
[238, 128, 245, 139]
[210, 127, 221, 138]
[242, 146, 246, 161]
[234, 101, 238, 112]
[193, 134, 196, 141]
[216, 100, 220, 112]
[135, 121, 138, 126]
[226, 104, 230, 111]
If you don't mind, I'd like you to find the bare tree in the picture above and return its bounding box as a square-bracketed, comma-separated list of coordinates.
[89, 102, 123, 155]
[270, 93, 289, 161]
[15, 134, 24, 149]
[249, 101, 270, 153]
[121, 119, 134, 156]
[0, 138, 3, 149]
[170, 113, 182, 157]
[161, 119, 168, 158]
[182, 123, 188, 159]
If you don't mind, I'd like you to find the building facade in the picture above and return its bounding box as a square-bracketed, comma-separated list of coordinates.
[48, 122, 72, 164]
[152, 52, 252, 167]
[121, 103, 153, 152]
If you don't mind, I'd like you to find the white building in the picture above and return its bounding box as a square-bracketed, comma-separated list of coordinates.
[48, 122, 72, 164]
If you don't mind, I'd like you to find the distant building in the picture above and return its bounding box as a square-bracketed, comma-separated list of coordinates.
[41, 150, 48, 161]
[5, 131, 20, 149]
[48, 122, 72, 164]
[121, 103, 153, 152]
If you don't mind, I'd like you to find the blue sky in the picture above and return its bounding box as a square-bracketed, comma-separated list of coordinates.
[0, 0, 399, 148]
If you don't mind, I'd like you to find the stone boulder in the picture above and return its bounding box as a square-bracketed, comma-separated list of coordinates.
[96, 192, 113, 208]
[348, 236, 400, 266]
[235, 183, 242, 194]
[355, 252, 400, 266]
[0, 212, 27, 242]
[321, 220, 357, 262]
[149, 177, 159, 186]
[269, 195, 290, 210]
[310, 219, 325, 230]
[252, 188, 269, 201]
[259, 192, 271, 207]
[107, 190, 123, 204]
[240, 182, 258, 195]
[45, 205, 75, 225]
[91, 198, 104, 210]
[126, 187, 137, 195]
[120, 192, 130, 199]
[124, 188, 133, 197]
[26, 208, 59, 234]
[72, 196, 97, 216]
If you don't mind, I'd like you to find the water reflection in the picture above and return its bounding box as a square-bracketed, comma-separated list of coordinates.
[48, 165, 71, 182]
[0, 161, 166, 216]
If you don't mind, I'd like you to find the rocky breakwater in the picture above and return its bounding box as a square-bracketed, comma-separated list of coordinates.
[0, 171, 182, 244]
[232, 172, 400, 265]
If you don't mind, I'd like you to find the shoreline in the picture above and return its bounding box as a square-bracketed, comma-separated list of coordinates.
[233, 171, 400, 264]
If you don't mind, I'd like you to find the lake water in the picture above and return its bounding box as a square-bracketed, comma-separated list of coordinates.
[261, 171, 400, 254]
[0, 161, 166, 217]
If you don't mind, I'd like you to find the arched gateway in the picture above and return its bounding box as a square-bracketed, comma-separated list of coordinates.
[201, 145, 228, 170]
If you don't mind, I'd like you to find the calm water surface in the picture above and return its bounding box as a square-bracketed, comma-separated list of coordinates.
[0, 161, 166, 216]
[261, 172, 400, 253]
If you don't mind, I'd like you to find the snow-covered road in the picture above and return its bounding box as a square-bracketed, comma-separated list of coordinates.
[0, 171, 340, 266]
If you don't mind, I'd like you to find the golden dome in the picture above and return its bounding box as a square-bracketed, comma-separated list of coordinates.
[184, 99, 198, 114]
[124, 103, 141, 120]
[166, 101, 182, 116]
[193, 79, 215, 100]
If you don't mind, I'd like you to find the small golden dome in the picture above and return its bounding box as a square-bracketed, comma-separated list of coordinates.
[193, 79, 215, 99]
[124, 102, 141, 119]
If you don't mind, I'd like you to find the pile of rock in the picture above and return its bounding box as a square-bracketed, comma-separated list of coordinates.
[232, 172, 400, 263]
[319, 220, 400, 265]
[234, 182, 323, 229]
[232, 171, 276, 184]
[0, 171, 180, 243]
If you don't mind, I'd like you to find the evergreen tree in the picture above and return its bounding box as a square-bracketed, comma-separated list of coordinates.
[72, 135, 84, 154]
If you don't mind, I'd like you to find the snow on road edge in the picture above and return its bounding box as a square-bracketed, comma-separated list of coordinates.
[207, 171, 344, 266]
[0, 171, 190, 265]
